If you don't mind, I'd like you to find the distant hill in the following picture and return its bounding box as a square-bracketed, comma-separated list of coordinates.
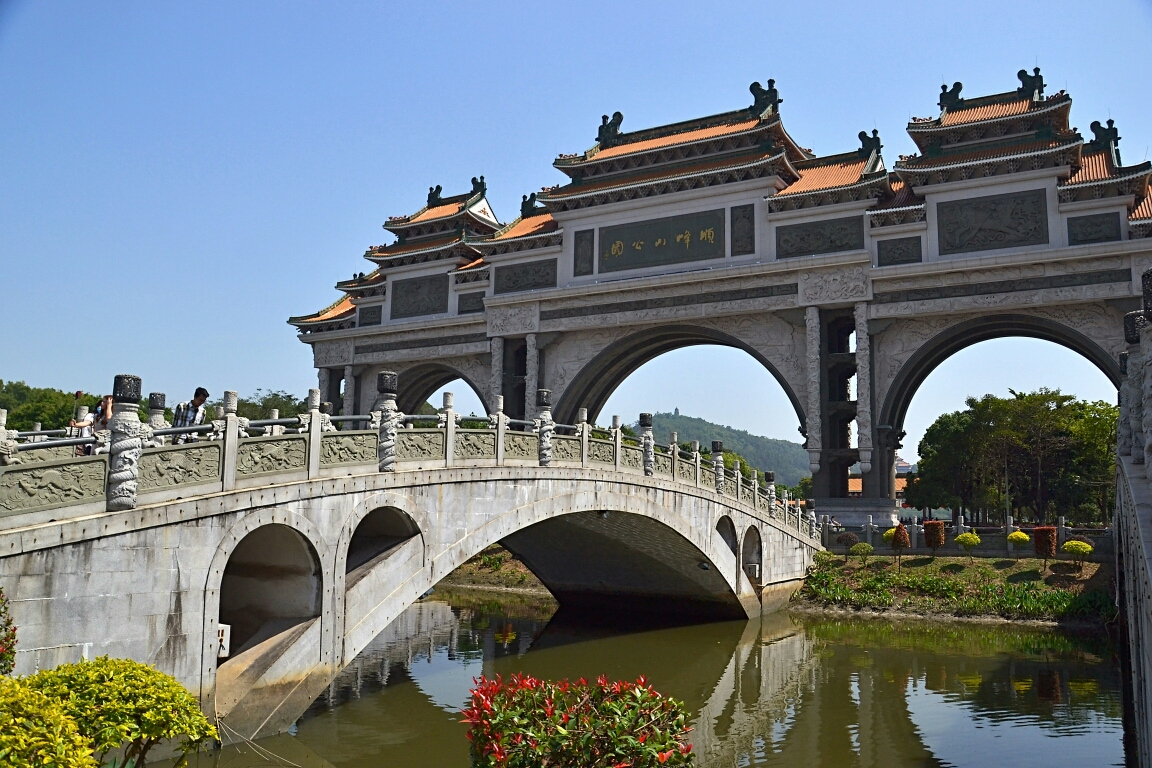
[642, 411, 810, 487]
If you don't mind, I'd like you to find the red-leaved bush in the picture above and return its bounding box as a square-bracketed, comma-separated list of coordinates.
[923, 520, 945, 556]
[463, 673, 694, 767]
[1033, 526, 1058, 569]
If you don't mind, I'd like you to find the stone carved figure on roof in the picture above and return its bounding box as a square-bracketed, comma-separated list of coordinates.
[471, 176, 486, 197]
[938, 82, 963, 112]
[520, 193, 544, 218]
[427, 185, 443, 207]
[749, 79, 782, 114]
[1017, 67, 1045, 100]
[1088, 119, 1121, 154]
[596, 112, 624, 148]
[857, 129, 882, 158]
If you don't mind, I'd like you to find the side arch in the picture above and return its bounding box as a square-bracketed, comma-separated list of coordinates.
[552, 325, 806, 427]
[396, 362, 490, 415]
[879, 313, 1121, 435]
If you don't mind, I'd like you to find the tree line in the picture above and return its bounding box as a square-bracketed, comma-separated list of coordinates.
[903, 389, 1116, 526]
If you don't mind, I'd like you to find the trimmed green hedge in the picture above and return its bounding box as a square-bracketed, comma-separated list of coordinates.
[0, 677, 96, 768]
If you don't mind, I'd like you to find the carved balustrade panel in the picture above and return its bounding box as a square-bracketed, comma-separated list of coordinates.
[654, 453, 672, 476]
[0, 456, 107, 516]
[455, 430, 497, 459]
[676, 459, 695, 483]
[552, 436, 581, 462]
[320, 431, 378, 466]
[588, 439, 615, 464]
[701, 467, 716, 488]
[740, 487, 754, 504]
[503, 432, 538, 459]
[139, 444, 223, 489]
[396, 430, 446, 461]
[21, 445, 79, 463]
[234, 437, 305, 478]
[621, 445, 643, 470]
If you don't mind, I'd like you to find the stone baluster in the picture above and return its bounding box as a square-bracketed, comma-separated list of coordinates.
[1127, 310, 1147, 463]
[536, 390, 553, 467]
[669, 431, 678, 480]
[612, 415, 622, 471]
[0, 409, 20, 466]
[147, 393, 169, 447]
[733, 459, 743, 498]
[441, 391, 457, 467]
[712, 440, 724, 494]
[691, 441, 701, 488]
[805, 306, 822, 474]
[306, 388, 322, 478]
[489, 395, 507, 465]
[854, 301, 873, 473]
[639, 413, 654, 476]
[267, 408, 284, 437]
[765, 471, 776, 507]
[222, 391, 240, 492]
[1119, 352, 1132, 456]
[376, 373, 403, 472]
[524, 333, 538, 422]
[577, 408, 589, 468]
[490, 337, 504, 413]
[342, 364, 356, 429]
[752, 469, 760, 507]
[107, 374, 152, 512]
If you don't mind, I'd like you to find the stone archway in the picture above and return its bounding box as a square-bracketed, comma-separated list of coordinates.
[389, 362, 491, 415]
[741, 526, 763, 590]
[550, 324, 806, 427]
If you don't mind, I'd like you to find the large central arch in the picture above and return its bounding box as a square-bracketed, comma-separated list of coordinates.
[879, 312, 1122, 436]
[553, 324, 806, 427]
[395, 362, 490, 415]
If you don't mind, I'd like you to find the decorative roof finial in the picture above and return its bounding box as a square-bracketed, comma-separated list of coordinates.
[471, 176, 486, 196]
[596, 112, 624, 148]
[858, 129, 882, 158]
[1088, 118, 1121, 161]
[520, 193, 545, 218]
[427, 185, 443, 207]
[938, 82, 963, 112]
[1017, 67, 1045, 100]
[749, 79, 782, 114]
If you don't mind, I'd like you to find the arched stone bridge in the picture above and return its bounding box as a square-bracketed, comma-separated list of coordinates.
[0, 384, 818, 742]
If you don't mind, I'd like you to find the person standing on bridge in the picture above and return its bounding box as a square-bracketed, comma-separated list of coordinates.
[172, 387, 210, 444]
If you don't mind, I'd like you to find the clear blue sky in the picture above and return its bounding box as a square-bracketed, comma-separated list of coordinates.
[2, 1, 1146, 460]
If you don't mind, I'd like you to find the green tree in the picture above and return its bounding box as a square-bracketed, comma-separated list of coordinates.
[0, 381, 99, 431]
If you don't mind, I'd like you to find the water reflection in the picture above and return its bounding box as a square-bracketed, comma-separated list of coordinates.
[187, 589, 1125, 768]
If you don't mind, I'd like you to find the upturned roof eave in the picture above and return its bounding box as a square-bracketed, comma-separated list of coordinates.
[894, 137, 1083, 177]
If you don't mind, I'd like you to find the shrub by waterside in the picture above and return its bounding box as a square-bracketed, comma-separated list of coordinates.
[0, 677, 96, 768]
[0, 585, 15, 676]
[463, 673, 694, 767]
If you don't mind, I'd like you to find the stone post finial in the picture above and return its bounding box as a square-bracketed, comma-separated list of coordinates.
[576, 408, 588, 424]
[320, 402, 332, 414]
[690, 440, 699, 453]
[113, 374, 141, 404]
[670, 431, 677, 445]
[224, 391, 238, 415]
[76, 405, 89, 421]
[107, 374, 150, 512]
[495, 395, 504, 412]
[269, 408, 279, 419]
[148, 393, 165, 411]
[0, 409, 6, 430]
[214, 405, 225, 420]
[1126, 311, 1146, 344]
[640, 413, 654, 476]
[536, 389, 552, 408]
[307, 388, 321, 410]
[443, 391, 454, 410]
[536, 392, 554, 467]
[712, 440, 723, 454]
[712, 443, 725, 494]
[377, 371, 398, 395]
[611, 415, 621, 430]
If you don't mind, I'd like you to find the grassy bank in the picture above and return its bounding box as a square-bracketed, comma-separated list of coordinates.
[436, 543, 552, 594]
[794, 552, 1116, 624]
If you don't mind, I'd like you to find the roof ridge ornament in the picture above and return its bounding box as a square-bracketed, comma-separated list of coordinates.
[1088, 118, 1121, 161]
[749, 79, 782, 115]
[596, 112, 624, 148]
[1017, 67, 1045, 100]
[858, 129, 882, 158]
[427, 184, 443, 207]
[938, 82, 963, 112]
[520, 193, 546, 218]
[471, 176, 486, 197]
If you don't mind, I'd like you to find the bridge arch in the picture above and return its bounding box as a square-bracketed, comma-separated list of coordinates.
[552, 325, 806, 427]
[395, 362, 490, 415]
[336, 491, 428, 576]
[879, 312, 1121, 437]
[716, 515, 738, 557]
[741, 525, 763, 589]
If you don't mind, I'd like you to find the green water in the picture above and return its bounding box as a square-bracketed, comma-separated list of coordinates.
[199, 591, 1127, 767]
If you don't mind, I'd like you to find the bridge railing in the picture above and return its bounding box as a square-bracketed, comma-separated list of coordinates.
[0, 372, 819, 544]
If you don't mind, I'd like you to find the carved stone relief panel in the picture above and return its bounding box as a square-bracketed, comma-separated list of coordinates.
[731, 204, 755, 256]
[314, 339, 354, 367]
[458, 292, 486, 315]
[1068, 212, 1122, 246]
[488, 303, 539, 338]
[139, 444, 223, 488]
[0, 457, 106, 514]
[937, 188, 1048, 255]
[494, 259, 557, 294]
[677, 458, 695, 482]
[320, 433, 377, 465]
[503, 432, 538, 458]
[396, 431, 445, 461]
[21, 445, 80, 463]
[798, 267, 869, 305]
[553, 436, 581, 462]
[589, 440, 614, 464]
[876, 236, 922, 267]
[358, 305, 382, 326]
[776, 216, 864, 258]
[455, 430, 497, 459]
[234, 438, 305, 477]
[574, 230, 595, 276]
[654, 453, 672, 476]
[621, 445, 643, 469]
[391, 274, 450, 320]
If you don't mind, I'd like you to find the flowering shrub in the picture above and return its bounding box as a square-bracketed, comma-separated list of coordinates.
[0, 677, 96, 768]
[25, 657, 216, 767]
[890, 524, 910, 566]
[882, 528, 896, 544]
[1033, 527, 1058, 570]
[923, 521, 945, 557]
[835, 532, 859, 550]
[1007, 530, 1030, 545]
[0, 585, 16, 676]
[954, 532, 981, 564]
[463, 673, 693, 767]
[849, 542, 874, 566]
[1062, 540, 1094, 568]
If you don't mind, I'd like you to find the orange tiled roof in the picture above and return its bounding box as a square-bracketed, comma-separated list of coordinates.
[592, 119, 761, 161]
[543, 148, 781, 199]
[1132, 196, 1152, 221]
[455, 257, 486, 271]
[898, 137, 1078, 169]
[1065, 150, 1115, 185]
[777, 157, 868, 196]
[371, 233, 461, 258]
[492, 214, 558, 240]
[408, 202, 465, 223]
[291, 295, 354, 325]
[939, 98, 1032, 127]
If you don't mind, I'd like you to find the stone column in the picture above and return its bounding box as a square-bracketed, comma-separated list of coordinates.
[318, 368, 331, 405]
[765, 470, 776, 505]
[222, 391, 240, 492]
[306, 388, 322, 478]
[577, 407, 589, 468]
[536, 389, 553, 467]
[376, 372, 403, 472]
[342, 364, 356, 426]
[854, 301, 873, 473]
[612, 415, 622, 471]
[490, 395, 507, 465]
[640, 413, 654, 477]
[804, 306, 822, 473]
[712, 440, 725, 494]
[490, 336, 505, 413]
[524, 333, 538, 422]
[1119, 352, 1132, 457]
[107, 374, 151, 512]
[441, 391, 457, 467]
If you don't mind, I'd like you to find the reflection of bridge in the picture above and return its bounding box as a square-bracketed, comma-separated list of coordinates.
[0, 373, 817, 741]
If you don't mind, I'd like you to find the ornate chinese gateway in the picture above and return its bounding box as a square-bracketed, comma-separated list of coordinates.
[291, 69, 1151, 523]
